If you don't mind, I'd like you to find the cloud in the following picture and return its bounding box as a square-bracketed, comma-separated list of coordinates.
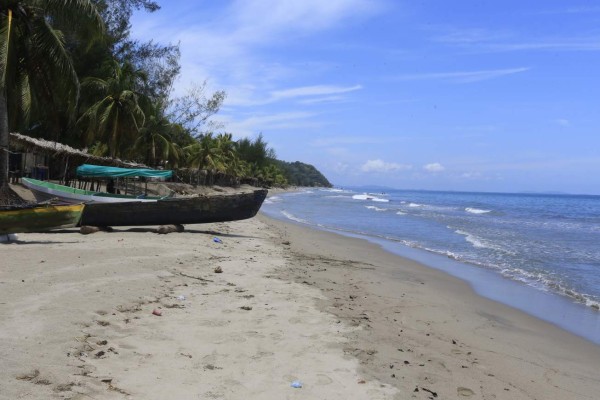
[432, 28, 513, 44]
[460, 171, 483, 179]
[311, 136, 410, 147]
[480, 40, 600, 52]
[394, 68, 530, 83]
[431, 27, 600, 53]
[230, 0, 384, 40]
[298, 96, 347, 105]
[333, 162, 350, 173]
[423, 163, 445, 172]
[214, 111, 317, 137]
[270, 84, 363, 101]
[555, 119, 570, 127]
[361, 159, 413, 173]
[131, 1, 384, 96]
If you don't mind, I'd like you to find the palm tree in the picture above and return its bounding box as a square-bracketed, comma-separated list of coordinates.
[184, 133, 222, 185]
[0, 1, 103, 203]
[78, 61, 145, 158]
[214, 133, 240, 175]
[132, 102, 182, 167]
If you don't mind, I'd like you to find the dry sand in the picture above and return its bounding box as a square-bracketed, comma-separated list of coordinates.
[1, 211, 599, 399]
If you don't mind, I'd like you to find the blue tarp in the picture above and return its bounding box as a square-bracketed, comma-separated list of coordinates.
[76, 164, 173, 179]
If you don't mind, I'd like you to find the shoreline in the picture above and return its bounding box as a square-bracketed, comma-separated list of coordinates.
[259, 213, 600, 399]
[262, 190, 600, 345]
[1, 213, 599, 399]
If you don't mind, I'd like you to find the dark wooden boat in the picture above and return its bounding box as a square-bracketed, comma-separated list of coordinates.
[80, 189, 268, 227]
[0, 203, 84, 234]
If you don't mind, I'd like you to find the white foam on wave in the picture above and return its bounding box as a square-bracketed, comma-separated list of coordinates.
[500, 267, 600, 310]
[352, 194, 389, 202]
[466, 207, 492, 214]
[396, 211, 406, 215]
[280, 211, 309, 224]
[365, 205, 387, 212]
[408, 202, 422, 208]
[368, 192, 389, 196]
[455, 229, 517, 255]
[263, 195, 282, 205]
[455, 229, 487, 249]
[321, 188, 350, 193]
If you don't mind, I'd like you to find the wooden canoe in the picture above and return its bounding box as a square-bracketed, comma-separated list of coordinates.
[0, 203, 84, 234]
[80, 189, 268, 227]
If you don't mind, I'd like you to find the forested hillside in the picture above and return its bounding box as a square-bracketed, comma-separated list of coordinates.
[275, 161, 332, 187]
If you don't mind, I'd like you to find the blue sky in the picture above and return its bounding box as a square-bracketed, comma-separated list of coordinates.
[131, 0, 600, 194]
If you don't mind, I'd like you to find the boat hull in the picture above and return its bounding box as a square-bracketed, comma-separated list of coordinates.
[22, 178, 159, 203]
[80, 189, 268, 227]
[0, 203, 84, 234]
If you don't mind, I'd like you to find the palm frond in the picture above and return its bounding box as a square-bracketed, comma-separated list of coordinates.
[44, 0, 105, 37]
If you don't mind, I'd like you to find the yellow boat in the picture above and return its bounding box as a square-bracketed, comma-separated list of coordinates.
[0, 203, 84, 235]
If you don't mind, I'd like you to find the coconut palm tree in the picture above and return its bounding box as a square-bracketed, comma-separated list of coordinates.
[132, 102, 182, 167]
[214, 133, 240, 175]
[0, 0, 103, 203]
[78, 61, 145, 158]
[184, 133, 223, 185]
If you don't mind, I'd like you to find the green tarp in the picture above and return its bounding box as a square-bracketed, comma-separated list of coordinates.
[76, 164, 173, 179]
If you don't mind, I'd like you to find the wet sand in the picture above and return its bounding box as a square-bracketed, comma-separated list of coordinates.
[0, 212, 599, 399]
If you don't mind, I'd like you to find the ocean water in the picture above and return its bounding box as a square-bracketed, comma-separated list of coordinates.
[262, 187, 600, 343]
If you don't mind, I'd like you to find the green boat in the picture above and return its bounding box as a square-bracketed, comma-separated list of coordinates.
[21, 164, 268, 227]
[0, 203, 85, 235]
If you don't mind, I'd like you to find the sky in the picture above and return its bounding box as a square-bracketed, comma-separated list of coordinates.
[131, 0, 600, 194]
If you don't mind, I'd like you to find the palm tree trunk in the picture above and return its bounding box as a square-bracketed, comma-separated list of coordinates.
[0, 89, 9, 189]
[0, 89, 25, 205]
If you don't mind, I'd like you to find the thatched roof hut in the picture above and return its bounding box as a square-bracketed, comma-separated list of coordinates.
[9, 133, 145, 170]
[9, 133, 146, 181]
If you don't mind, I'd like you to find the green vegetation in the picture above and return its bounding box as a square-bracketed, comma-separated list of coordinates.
[275, 161, 332, 187]
[0, 1, 331, 203]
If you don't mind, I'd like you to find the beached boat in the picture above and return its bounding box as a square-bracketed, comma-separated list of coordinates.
[79, 189, 268, 227]
[0, 203, 84, 234]
[22, 177, 163, 204]
[21, 164, 268, 227]
[22, 165, 173, 204]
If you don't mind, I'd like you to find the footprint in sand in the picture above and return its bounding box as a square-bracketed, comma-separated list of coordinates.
[198, 319, 230, 327]
[457, 387, 475, 396]
[316, 374, 333, 385]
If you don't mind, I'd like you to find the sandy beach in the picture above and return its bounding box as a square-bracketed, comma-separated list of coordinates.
[1, 211, 600, 399]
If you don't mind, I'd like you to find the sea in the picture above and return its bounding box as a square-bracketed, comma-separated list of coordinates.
[261, 187, 600, 345]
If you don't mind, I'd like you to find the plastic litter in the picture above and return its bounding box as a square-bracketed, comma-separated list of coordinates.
[290, 380, 303, 388]
[213, 237, 222, 243]
[176, 295, 186, 301]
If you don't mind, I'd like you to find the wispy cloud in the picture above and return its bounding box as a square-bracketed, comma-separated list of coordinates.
[131, 1, 383, 90]
[423, 163, 445, 172]
[311, 136, 408, 147]
[214, 111, 317, 137]
[432, 27, 600, 53]
[270, 84, 363, 101]
[394, 68, 530, 83]
[229, 0, 384, 40]
[361, 159, 413, 173]
[480, 39, 600, 52]
[433, 28, 513, 44]
[298, 96, 348, 105]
